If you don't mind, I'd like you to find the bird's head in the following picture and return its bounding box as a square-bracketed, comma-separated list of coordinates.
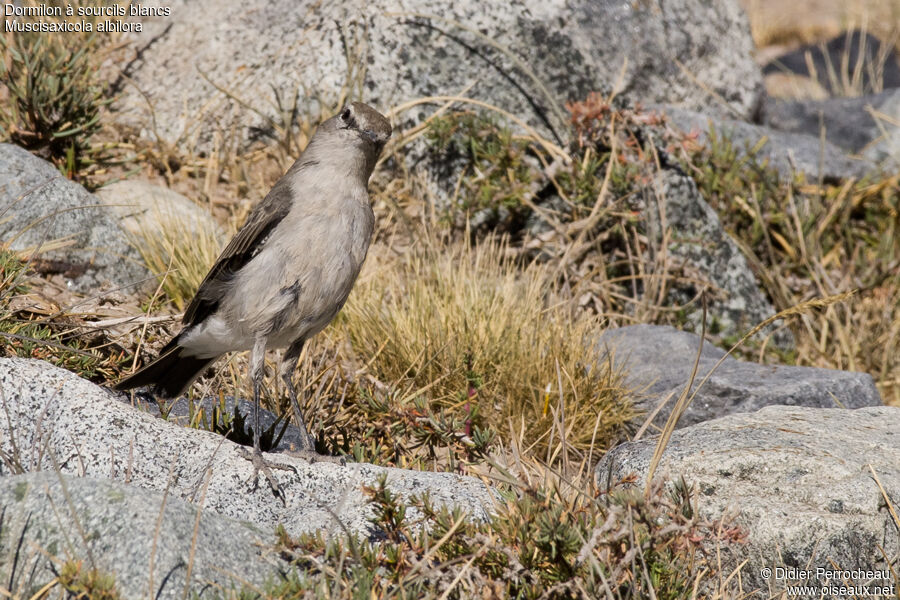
[336, 102, 392, 151]
[306, 102, 392, 179]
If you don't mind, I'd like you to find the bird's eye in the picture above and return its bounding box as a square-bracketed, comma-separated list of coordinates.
[340, 108, 351, 122]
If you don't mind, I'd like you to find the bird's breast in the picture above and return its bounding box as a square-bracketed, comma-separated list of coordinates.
[221, 196, 374, 346]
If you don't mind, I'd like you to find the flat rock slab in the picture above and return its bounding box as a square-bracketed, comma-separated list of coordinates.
[596, 405, 900, 597]
[0, 358, 496, 538]
[596, 325, 881, 429]
[0, 472, 286, 598]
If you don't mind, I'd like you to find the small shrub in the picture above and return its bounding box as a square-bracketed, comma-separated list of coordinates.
[57, 559, 121, 600]
[426, 111, 540, 228]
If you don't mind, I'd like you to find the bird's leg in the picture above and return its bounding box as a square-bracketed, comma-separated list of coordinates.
[252, 369, 262, 453]
[280, 338, 315, 452]
[240, 336, 293, 499]
[279, 339, 344, 465]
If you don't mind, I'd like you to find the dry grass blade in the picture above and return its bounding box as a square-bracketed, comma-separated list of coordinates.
[437, 552, 479, 600]
[644, 296, 707, 496]
[398, 514, 467, 584]
[673, 58, 745, 118]
[80, 314, 179, 329]
[378, 82, 477, 164]
[633, 390, 676, 441]
[4, 203, 113, 250]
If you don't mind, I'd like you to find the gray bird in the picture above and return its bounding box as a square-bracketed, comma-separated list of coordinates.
[116, 102, 392, 495]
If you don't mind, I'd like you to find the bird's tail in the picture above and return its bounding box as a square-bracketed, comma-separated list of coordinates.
[115, 346, 217, 399]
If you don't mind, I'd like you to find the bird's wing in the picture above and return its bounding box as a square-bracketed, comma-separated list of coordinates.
[182, 180, 293, 327]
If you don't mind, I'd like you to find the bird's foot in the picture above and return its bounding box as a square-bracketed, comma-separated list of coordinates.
[283, 448, 346, 466]
[238, 446, 296, 501]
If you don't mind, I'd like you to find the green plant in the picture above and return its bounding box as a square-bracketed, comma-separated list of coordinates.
[169, 394, 291, 451]
[426, 111, 540, 226]
[424, 106, 641, 226]
[0, 29, 111, 178]
[57, 559, 121, 599]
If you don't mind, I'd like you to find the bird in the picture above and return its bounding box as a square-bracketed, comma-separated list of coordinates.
[116, 102, 392, 496]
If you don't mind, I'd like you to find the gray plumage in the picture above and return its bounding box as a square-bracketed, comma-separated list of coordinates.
[117, 102, 391, 488]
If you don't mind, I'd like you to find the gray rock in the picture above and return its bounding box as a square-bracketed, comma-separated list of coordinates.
[761, 89, 900, 171]
[642, 171, 791, 347]
[113, 0, 761, 152]
[595, 405, 900, 597]
[0, 472, 285, 598]
[0, 358, 495, 538]
[596, 324, 882, 429]
[95, 180, 225, 243]
[660, 105, 876, 181]
[564, 0, 762, 119]
[0, 144, 151, 293]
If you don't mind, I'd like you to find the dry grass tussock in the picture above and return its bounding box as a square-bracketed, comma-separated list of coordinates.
[340, 233, 636, 459]
[792, 284, 900, 405]
[107, 230, 637, 471]
[682, 128, 899, 407]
